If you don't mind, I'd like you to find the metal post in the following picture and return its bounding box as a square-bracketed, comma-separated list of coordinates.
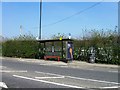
[38, 0, 42, 59]
[39, 0, 42, 39]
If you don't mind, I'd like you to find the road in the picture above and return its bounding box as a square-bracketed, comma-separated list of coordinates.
[1, 57, 120, 89]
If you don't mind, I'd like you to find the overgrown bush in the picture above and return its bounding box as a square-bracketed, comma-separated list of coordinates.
[2, 35, 39, 59]
[73, 27, 120, 65]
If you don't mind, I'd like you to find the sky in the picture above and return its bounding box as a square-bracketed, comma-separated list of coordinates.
[1, 1, 118, 39]
[0, 2, 2, 36]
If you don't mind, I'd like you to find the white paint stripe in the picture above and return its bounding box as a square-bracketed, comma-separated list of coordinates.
[0, 82, 8, 88]
[35, 71, 64, 77]
[35, 71, 120, 85]
[35, 76, 64, 79]
[87, 69, 94, 71]
[99, 86, 120, 89]
[0, 66, 7, 68]
[60, 66, 68, 67]
[66, 76, 119, 85]
[13, 75, 83, 88]
[20, 60, 25, 61]
[108, 71, 118, 73]
[0, 70, 27, 73]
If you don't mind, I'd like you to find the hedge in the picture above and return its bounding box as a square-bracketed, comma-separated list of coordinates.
[2, 40, 39, 59]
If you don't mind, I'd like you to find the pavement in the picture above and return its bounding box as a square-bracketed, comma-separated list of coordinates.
[1, 57, 119, 70]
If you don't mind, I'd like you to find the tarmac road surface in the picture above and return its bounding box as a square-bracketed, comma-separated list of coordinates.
[1, 57, 119, 89]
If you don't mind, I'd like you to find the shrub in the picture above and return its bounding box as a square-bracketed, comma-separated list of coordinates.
[2, 35, 40, 59]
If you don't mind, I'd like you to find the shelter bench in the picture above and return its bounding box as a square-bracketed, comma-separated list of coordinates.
[44, 56, 60, 62]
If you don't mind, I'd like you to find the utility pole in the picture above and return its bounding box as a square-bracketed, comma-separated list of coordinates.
[39, 0, 42, 40]
[38, 0, 42, 59]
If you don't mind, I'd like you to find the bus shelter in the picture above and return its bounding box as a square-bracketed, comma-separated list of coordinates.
[38, 39, 74, 61]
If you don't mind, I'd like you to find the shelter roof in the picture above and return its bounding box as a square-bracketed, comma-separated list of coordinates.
[37, 38, 73, 43]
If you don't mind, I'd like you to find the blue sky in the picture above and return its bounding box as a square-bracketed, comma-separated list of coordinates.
[0, 2, 2, 36]
[2, 2, 118, 39]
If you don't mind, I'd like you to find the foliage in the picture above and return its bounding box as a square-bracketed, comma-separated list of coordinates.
[2, 27, 120, 65]
[14, 34, 36, 40]
[73, 27, 119, 65]
[2, 35, 39, 59]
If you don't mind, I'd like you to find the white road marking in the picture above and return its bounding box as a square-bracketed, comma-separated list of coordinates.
[35, 71, 64, 77]
[0, 70, 27, 73]
[99, 85, 120, 89]
[0, 82, 8, 88]
[87, 69, 94, 71]
[39, 64, 55, 66]
[13, 75, 83, 88]
[60, 66, 68, 67]
[0, 66, 7, 69]
[35, 71, 120, 85]
[66, 76, 119, 85]
[20, 60, 25, 61]
[35, 76, 64, 79]
[108, 71, 118, 73]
